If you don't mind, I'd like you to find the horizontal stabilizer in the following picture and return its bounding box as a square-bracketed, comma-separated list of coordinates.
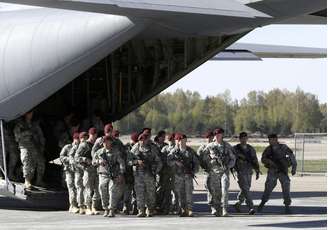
[0, 0, 271, 18]
[212, 43, 327, 60]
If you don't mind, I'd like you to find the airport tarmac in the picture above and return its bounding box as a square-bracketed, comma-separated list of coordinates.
[0, 175, 326, 230]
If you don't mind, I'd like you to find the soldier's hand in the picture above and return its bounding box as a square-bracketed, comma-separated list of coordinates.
[116, 175, 124, 184]
[99, 159, 107, 166]
[137, 160, 144, 167]
[291, 168, 296, 176]
[176, 161, 183, 167]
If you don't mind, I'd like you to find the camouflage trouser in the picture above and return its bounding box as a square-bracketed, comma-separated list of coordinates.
[261, 168, 291, 206]
[75, 168, 84, 207]
[208, 171, 230, 210]
[174, 174, 193, 210]
[236, 168, 254, 209]
[83, 167, 101, 208]
[20, 147, 45, 181]
[156, 170, 173, 213]
[123, 182, 134, 211]
[134, 172, 156, 210]
[99, 174, 124, 210]
[65, 170, 77, 207]
[204, 174, 212, 206]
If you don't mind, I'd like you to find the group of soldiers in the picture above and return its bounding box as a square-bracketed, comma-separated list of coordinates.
[0, 110, 297, 218]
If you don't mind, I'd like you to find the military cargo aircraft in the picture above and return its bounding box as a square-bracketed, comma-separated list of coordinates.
[0, 0, 326, 209]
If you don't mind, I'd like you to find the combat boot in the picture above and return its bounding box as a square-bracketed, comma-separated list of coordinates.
[146, 208, 154, 217]
[248, 209, 255, 215]
[108, 209, 115, 217]
[79, 207, 86, 215]
[103, 209, 109, 217]
[137, 209, 146, 217]
[285, 205, 291, 214]
[186, 208, 193, 217]
[71, 206, 80, 214]
[24, 179, 32, 189]
[257, 201, 265, 213]
[179, 208, 186, 217]
[222, 207, 229, 217]
[234, 202, 241, 213]
[92, 207, 100, 215]
[85, 207, 94, 215]
[122, 206, 129, 215]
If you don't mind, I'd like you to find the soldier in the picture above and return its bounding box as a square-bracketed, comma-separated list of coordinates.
[258, 134, 297, 214]
[233, 132, 260, 215]
[60, 132, 80, 213]
[130, 133, 162, 217]
[197, 130, 214, 214]
[203, 128, 235, 217]
[167, 133, 199, 217]
[93, 136, 125, 217]
[75, 128, 99, 215]
[91, 123, 115, 214]
[156, 132, 174, 214]
[0, 124, 20, 181]
[154, 130, 167, 150]
[121, 132, 138, 215]
[14, 111, 46, 189]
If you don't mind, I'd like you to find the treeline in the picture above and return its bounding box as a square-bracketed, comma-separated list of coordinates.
[116, 88, 327, 136]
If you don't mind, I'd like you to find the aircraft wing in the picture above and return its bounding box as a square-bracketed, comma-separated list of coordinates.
[0, 0, 271, 18]
[212, 43, 327, 60]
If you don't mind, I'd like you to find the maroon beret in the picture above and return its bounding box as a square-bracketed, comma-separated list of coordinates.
[167, 133, 175, 141]
[88, 127, 97, 135]
[213, 128, 224, 135]
[72, 132, 80, 140]
[104, 123, 113, 134]
[138, 133, 149, 141]
[79, 132, 88, 139]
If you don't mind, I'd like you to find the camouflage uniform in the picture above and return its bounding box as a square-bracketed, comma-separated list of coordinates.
[203, 141, 235, 215]
[93, 146, 125, 214]
[157, 143, 175, 214]
[167, 146, 199, 214]
[197, 144, 212, 210]
[0, 125, 19, 180]
[130, 142, 162, 215]
[260, 143, 297, 207]
[60, 143, 78, 209]
[124, 142, 137, 214]
[14, 119, 45, 183]
[233, 144, 259, 211]
[75, 140, 100, 210]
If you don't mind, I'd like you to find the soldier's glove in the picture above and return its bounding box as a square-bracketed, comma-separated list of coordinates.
[99, 159, 107, 166]
[291, 167, 296, 176]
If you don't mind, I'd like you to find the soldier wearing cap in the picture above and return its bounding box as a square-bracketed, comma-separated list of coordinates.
[167, 133, 199, 217]
[258, 134, 297, 214]
[75, 128, 99, 215]
[197, 130, 214, 212]
[60, 132, 80, 213]
[14, 111, 46, 189]
[122, 132, 139, 215]
[161, 133, 178, 214]
[233, 132, 260, 215]
[156, 132, 174, 215]
[203, 128, 235, 217]
[130, 133, 162, 217]
[93, 136, 125, 217]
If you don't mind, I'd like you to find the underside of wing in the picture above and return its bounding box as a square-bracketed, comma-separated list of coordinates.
[0, 0, 271, 18]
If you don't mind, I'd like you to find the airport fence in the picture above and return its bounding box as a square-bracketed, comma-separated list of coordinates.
[294, 133, 327, 175]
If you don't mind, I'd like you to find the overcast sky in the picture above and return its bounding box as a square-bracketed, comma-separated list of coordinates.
[164, 25, 327, 103]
